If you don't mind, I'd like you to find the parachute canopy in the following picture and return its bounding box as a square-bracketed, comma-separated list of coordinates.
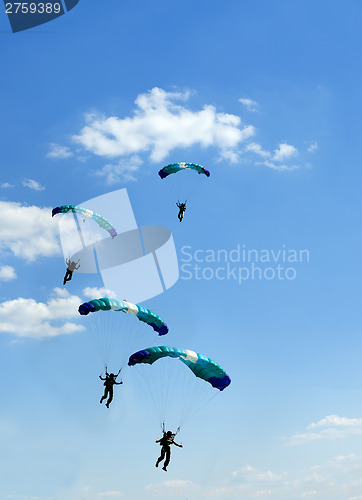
[158, 162, 210, 179]
[78, 298, 168, 336]
[52, 205, 117, 238]
[128, 346, 230, 390]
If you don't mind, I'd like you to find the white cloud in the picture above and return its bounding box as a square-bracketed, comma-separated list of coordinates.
[22, 178, 45, 191]
[96, 492, 123, 498]
[308, 415, 362, 429]
[272, 143, 298, 162]
[239, 97, 259, 112]
[47, 143, 74, 159]
[146, 479, 199, 495]
[307, 140, 319, 152]
[147, 455, 362, 500]
[263, 160, 299, 172]
[227, 455, 362, 500]
[0, 288, 84, 339]
[219, 149, 242, 163]
[245, 142, 299, 171]
[289, 415, 362, 445]
[232, 465, 287, 482]
[96, 156, 143, 184]
[0, 265, 16, 281]
[0, 201, 61, 261]
[82, 287, 117, 299]
[0, 182, 14, 188]
[73, 87, 255, 164]
[245, 142, 271, 158]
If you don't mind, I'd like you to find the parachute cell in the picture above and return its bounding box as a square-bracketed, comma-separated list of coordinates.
[128, 346, 230, 390]
[78, 298, 168, 336]
[52, 204, 117, 238]
[158, 162, 210, 179]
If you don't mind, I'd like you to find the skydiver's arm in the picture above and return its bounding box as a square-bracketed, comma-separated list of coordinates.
[99, 375, 106, 380]
[155, 438, 161, 443]
[115, 380, 123, 385]
[174, 441, 183, 448]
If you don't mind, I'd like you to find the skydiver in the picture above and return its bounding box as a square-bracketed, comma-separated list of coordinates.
[63, 258, 80, 285]
[176, 200, 187, 222]
[99, 368, 123, 408]
[155, 430, 183, 471]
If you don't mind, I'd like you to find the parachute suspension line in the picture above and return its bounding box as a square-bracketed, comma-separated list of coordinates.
[133, 365, 166, 426]
[72, 211, 86, 249]
[178, 391, 220, 430]
[85, 309, 119, 368]
[128, 346, 230, 433]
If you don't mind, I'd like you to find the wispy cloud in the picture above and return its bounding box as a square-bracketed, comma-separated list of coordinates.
[0, 182, 14, 188]
[289, 415, 362, 445]
[307, 140, 319, 152]
[0, 201, 60, 261]
[22, 178, 45, 191]
[232, 465, 287, 482]
[82, 287, 117, 299]
[96, 156, 143, 184]
[245, 142, 271, 158]
[146, 479, 199, 496]
[0, 265, 16, 281]
[47, 143, 74, 159]
[263, 160, 299, 171]
[246, 142, 299, 171]
[239, 97, 259, 112]
[96, 492, 123, 498]
[0, 288, 84, 339]
[227, 455, 362, 499]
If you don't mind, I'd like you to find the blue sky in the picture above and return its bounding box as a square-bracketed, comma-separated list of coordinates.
[1, 1, 362, 499]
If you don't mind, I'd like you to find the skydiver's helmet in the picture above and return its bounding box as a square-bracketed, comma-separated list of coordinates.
[166, 431, 173, 437]
[109, 373, 115, 378]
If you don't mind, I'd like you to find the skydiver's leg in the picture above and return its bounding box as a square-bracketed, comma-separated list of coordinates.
[63, 270, 73, 284]
[156, 447, 166, 467]
[164, 448, 171, 469]
[100, 388, 109, 404]
[106, 387, 114, 407]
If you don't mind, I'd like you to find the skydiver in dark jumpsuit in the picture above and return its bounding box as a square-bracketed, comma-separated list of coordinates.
[155, 430, 183, 471]
[63, 258, 80, 285]
[99, 369, 122, 408]
[176, 201, 187, 222]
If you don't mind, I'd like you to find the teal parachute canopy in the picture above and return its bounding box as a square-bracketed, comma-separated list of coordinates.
[78, 298, 168, 336]
[128, 346, 230, 390]
[52, 204, 117, 238]
[158, 162, 210, 179]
